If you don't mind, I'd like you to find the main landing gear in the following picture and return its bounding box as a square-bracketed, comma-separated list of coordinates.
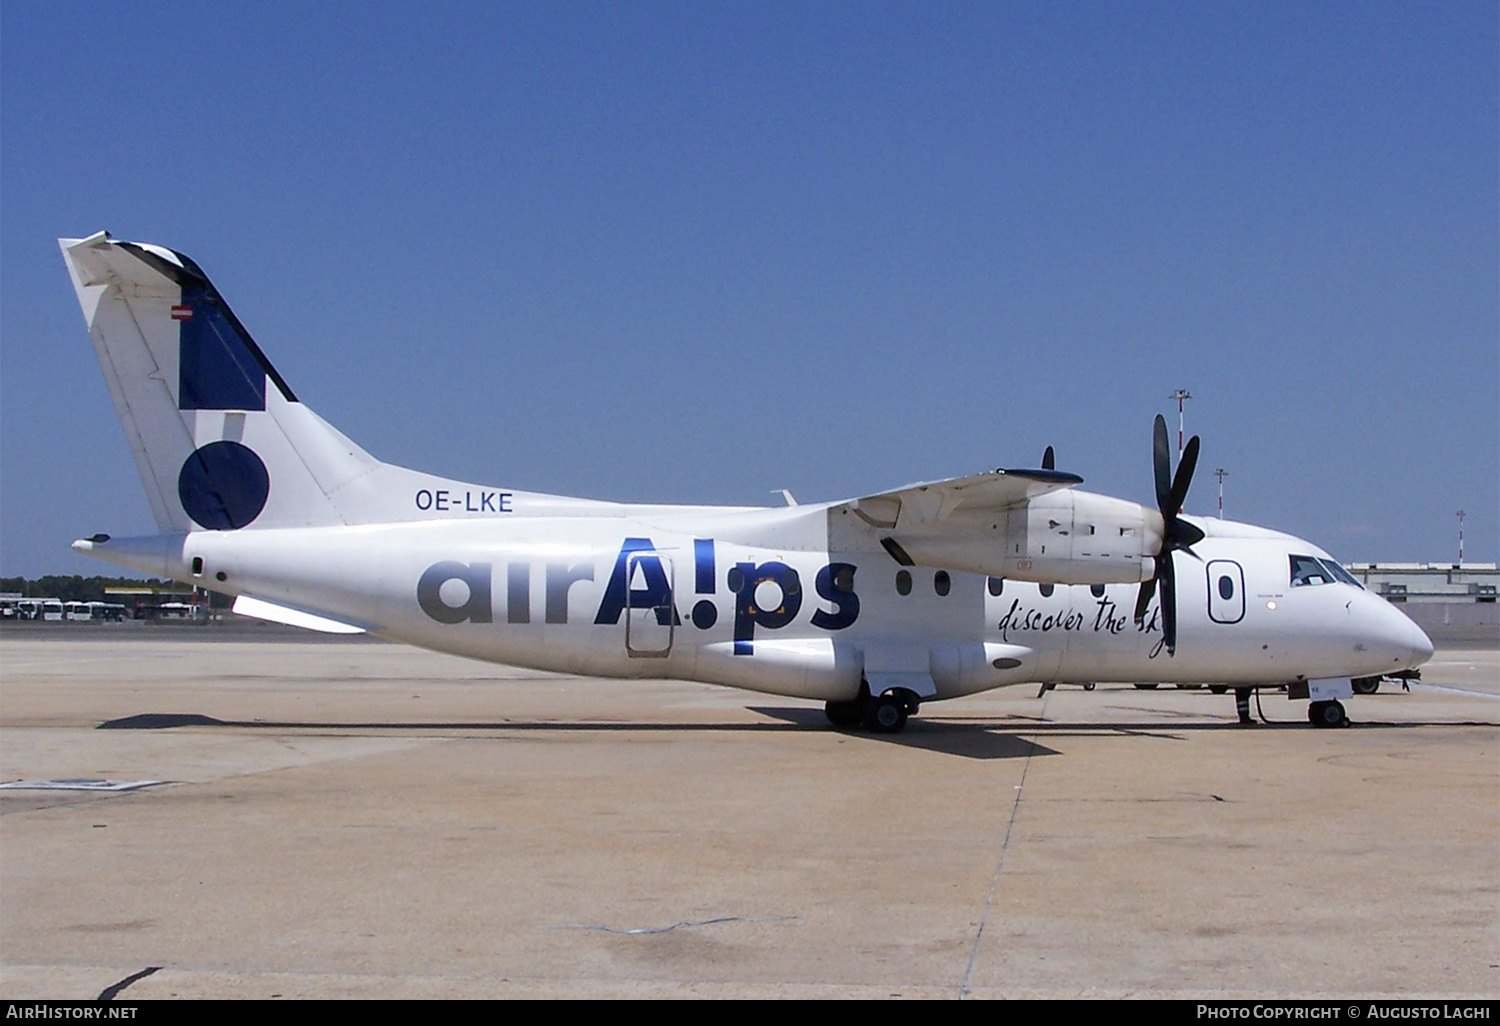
[825, 687, 917, 734]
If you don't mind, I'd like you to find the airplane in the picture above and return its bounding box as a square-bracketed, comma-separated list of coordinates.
[57, 231, 1434, 732]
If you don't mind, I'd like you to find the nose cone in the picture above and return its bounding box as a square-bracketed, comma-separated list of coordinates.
[1403, 613, 1435, 669]
[1359, 591, 1435, 672]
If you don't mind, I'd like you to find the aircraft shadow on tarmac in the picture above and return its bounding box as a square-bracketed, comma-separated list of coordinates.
[94, 709, 1064, 760]
[94, 709, 1485, 762]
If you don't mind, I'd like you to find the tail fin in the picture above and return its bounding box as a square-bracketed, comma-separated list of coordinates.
[61, 232, 384, 532]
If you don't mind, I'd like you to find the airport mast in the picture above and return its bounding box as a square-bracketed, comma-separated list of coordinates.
[1168, 389, 1193, 467]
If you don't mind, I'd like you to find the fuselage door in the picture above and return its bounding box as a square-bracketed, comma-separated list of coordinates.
[1206, 559, 1246, 624]
[625, 551, 675, 657]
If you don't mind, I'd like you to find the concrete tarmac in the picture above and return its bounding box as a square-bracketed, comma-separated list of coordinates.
[1, 626, 1496, 999]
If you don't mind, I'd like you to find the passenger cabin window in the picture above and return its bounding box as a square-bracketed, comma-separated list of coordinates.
[934, 570, 951, 596]
[987, 576, 1004, 597]
[896, 570, 912, 596]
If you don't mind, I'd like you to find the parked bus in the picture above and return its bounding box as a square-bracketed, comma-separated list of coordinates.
[64, 601, 128, 622]
[148, 601, 207, 622]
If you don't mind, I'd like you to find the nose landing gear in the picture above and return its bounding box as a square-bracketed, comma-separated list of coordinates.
[1308, 700, 1348, 728]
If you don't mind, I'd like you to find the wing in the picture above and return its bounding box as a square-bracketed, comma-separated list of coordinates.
[834, 467, 1083, 531]
[829, 466, 1160, 585]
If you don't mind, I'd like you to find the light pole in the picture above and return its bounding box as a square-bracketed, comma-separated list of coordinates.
[1168, 389, 1193, 466]
[1457, 510, 1465, 564]
[1215, 468, 1228, 519]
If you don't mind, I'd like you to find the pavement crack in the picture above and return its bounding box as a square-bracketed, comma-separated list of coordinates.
[550, 915, 801, 935]
[960, 706, 1039, 998]
[97, 965, 162, 1000]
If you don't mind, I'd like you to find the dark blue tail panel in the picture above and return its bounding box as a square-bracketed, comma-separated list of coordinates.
[177, 282, 267, 411]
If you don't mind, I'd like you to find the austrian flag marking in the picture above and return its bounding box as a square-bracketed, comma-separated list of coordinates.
[170, 305, 192, 321]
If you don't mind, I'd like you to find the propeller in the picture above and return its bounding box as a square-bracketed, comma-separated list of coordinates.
[1041, 445, 1055, 471]
[1133, 414, 1205, 655]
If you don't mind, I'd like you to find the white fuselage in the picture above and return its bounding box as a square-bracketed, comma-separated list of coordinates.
[90, 502, 1434, 704]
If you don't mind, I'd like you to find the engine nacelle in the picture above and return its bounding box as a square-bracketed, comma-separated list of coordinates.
[888, 489, 1161, 585]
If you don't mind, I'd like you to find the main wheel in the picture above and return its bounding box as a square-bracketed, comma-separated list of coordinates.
[824, 699, 862, 728]
[863, 694, 909, 733]
[1352, 677, 1380, 695]
[1134, 683, 1159, 690]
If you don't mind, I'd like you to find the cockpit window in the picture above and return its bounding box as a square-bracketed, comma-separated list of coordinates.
[1289, 555, 1334, 587]
[1290, 555, 1363, 588]
[1319, 559, 1364, 589]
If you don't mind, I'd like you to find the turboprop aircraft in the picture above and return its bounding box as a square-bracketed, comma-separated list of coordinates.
[58, 232, 1434, 732]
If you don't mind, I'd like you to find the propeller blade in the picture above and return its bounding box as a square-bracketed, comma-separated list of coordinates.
[1140, 413, 1200, 651]
[1160, 551, 1178, 655]
[1153, 414, 1172, 512]
[1042, 445, 1055, 471]
[1133, 576, 1154, 625]
[1165, 435, 1200, 519]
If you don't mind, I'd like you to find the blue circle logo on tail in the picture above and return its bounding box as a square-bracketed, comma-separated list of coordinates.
[178, 441, 270, 530]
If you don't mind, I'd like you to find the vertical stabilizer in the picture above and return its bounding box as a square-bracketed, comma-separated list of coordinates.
[60, 233, 380, 532]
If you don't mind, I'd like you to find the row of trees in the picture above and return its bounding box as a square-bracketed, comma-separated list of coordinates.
[0, 576, 176, 603]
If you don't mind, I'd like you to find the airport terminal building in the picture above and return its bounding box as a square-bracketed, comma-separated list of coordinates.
[1345, 562, 1498, 643]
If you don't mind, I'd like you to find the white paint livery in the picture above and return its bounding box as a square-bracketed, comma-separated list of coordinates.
[60, 233, 1434, 731]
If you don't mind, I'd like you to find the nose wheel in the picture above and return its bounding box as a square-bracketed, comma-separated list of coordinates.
[1308, 700, 1347, 728]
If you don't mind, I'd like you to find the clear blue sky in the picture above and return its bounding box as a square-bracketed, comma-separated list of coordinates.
[2, 1, 1495, 577]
